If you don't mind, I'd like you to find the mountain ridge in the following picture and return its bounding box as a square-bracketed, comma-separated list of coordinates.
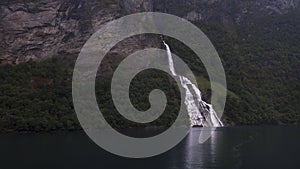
[0, 0, 299, 64]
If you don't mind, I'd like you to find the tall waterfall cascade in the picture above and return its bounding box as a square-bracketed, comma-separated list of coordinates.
[163, 41, 224, 127]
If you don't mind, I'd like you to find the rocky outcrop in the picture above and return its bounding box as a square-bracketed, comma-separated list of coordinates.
[0, 0, 299, 64]
[153, 0, 299, 22]
[0, 0, 154, 64]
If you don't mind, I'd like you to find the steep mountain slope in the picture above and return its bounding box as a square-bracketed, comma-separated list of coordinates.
[0, 0, 155, 64]
[0, 0, 299, 131]
[1, 0, 299, 64]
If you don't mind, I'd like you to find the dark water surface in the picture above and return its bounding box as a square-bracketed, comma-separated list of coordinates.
[0, 126, 299, 169]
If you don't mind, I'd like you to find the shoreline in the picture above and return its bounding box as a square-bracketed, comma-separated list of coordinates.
[0, 124, 299, 134]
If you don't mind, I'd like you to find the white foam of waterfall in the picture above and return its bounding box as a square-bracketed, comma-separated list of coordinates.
[163, 41, 223, 127]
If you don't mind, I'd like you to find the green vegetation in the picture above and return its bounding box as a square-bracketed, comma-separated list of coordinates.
[0, 56, 79, 132]
[0, 8, 299, 132]
[0, 54, 184, 132]
[196, 9, 300, 125]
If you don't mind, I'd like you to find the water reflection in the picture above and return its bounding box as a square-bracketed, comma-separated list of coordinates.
[0, 126, 298, 169]
[168, 128, 220, 169]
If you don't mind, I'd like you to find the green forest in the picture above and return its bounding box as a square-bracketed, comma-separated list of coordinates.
[0, 9, 299, 132]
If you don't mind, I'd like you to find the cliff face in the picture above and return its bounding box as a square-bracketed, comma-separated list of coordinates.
[0, 0, 299, 64]
[154, 0, 300, 24]
[0, 0, 154, 64]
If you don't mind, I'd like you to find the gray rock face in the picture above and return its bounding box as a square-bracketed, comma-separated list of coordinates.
[0, 0, 154, 64]
[153, 0, 299, 22]
[0, 0, 299, 64]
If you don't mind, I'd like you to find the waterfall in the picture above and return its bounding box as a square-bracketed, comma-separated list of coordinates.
[165, 42, 177, 76]
[163, 41, 223, 127]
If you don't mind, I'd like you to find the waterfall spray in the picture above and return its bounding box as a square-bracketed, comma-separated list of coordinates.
[163, 41, 223, 127]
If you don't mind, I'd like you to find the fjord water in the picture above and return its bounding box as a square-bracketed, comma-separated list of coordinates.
[0, 126, 299, 169]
